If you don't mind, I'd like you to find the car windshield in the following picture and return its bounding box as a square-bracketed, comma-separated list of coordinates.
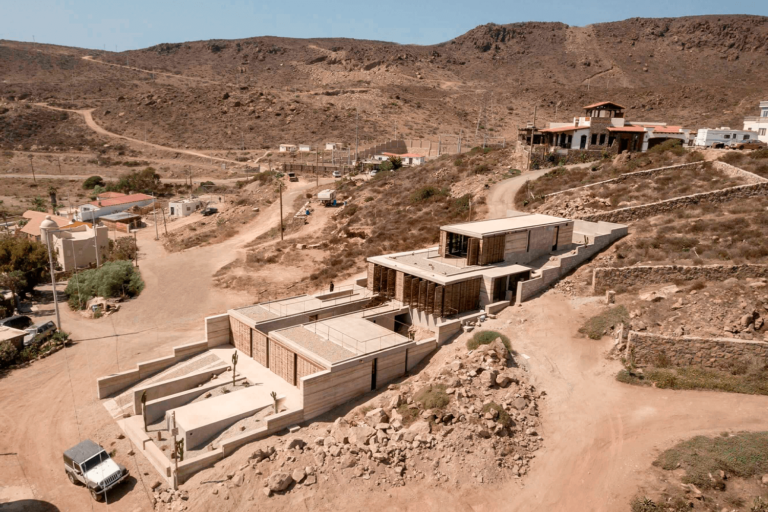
[81, 451, 109, 473]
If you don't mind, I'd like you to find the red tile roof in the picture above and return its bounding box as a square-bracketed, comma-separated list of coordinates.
[607, 126, 646, 133]
[540, 125, 578, 133]
[649, 126, 684, 134]
[90, 193, 154, 208]
[583, 101, 626, 110]
[20, 211, 72, 237]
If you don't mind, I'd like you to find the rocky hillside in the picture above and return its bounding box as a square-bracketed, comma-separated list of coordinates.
[1, 15, 767, 150]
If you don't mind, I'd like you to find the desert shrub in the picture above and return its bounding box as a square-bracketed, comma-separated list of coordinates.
[473, 164, 490, 174]
[396, 404, 420, 426]
[578, 306, 629, 340]
[82, 175, 105, 189]
[105, 237, 138, 262]
[0, 340, 18, 367]
[481, 401, 512, 427]
[753, 497, 768, 512]
[413, 384, 450, 410]
[467, 330, 511, 352]
[65, 260, 144, 310]
[630, 497, 659, 512]
[749, 149, 768, 160]
[379, 160, 394, 172]
[410, 185, 447, 203]
[685, 151, 705, 163]
[648, 138, 684, 156]
[654, 431, 768, 489]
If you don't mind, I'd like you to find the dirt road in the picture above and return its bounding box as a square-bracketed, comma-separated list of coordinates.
[36, 104, 243, 166]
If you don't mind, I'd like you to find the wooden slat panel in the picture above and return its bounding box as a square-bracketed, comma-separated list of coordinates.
[367, 262, 375, 292]
[467, 238, 479, 266]
[373, 264, 382, 293]
[229, 317, 252, 356]
[387, 269, 396, 297]
[296, 355, 324, 389]
[403, 275, 412, 305]
[395, 271, 405, 302]
[426, 282, 436, 314]
[434, 285, 444, 317]
[269, 340, 296, 386]
[418, 280, 427, 310]
[410, 279, 420, 307]
[443, 284, 453, 316]
[505, 231, 528, 259]
[380, 267, 388, 296]
[439, 230, 447, 257]
[253, 329, 268, 366]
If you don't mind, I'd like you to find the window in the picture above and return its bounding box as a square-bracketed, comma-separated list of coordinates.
[743, 135, 750, 140]
[762, 110, 768, 117]
[599, 133, 606, 145]
[591, 134, 598, 145]
[760, 128, 767, 136]
[724, 134, 730, 139]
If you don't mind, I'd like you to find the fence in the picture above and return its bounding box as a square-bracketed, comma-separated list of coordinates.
[259, 284, 372, 318]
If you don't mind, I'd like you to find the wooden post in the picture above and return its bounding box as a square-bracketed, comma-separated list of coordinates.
[28, 156, 36, 183]
[527, 106, 537, 171]
[160, 206, 168, 236]
[279, 181, 284, 241]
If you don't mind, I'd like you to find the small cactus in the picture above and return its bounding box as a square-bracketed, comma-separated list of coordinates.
[231, 352, 239, 387]
[270, 391, 278, 414]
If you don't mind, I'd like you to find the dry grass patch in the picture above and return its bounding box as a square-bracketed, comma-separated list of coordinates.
[617, 364, 768, 396]
[578, 306, 629, 340]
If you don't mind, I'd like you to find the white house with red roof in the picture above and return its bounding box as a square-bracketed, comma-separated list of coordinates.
[374, 152, 426, 166]
[74, 192, 154, 222]
[537, 101, 690, 154]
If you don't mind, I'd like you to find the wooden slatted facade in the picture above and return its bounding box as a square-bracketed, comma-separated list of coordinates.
[480, 234, 506, 265]
[253, 329, 268, 367]
[229, 317, 252, 357]
[467, 238, 480, 265]
[269, 340, 296, 385]
[296, 355, 324, 388]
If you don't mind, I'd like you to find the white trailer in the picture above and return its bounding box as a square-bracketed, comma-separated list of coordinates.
[694, 127, 759, 148]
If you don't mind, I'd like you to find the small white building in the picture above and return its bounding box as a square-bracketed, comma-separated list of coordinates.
[279, 144, 297, 153]
[299, 144, 312, 152]
[325, 142, 344, 151]
[169, 198, 203, 218]
[40, 216, 110, 272]
[743, 101, 768, 143]
[74, 193, 154, 222]
[375, 152, 426, 166]
[694, 127, 759, 148]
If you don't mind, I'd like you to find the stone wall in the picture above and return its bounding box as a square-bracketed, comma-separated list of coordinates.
[546, 162, 701, 197]
[579, 182, 768, 223]
[626, 331, 768, 370]
[712, 161, 768, 184]
[530, 149, 607, 170]
[592, 264, 768, 294]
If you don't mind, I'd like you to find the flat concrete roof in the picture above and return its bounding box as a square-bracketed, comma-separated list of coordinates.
[235, 286, 370, 322]
[441, 214, 571, 237]
[368, 248, 531, 285]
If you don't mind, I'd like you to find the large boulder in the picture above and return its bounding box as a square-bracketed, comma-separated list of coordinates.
[408, 421, 431, 435]
[267, 472, 293, 492]
[349, 425, 376, 446]
[480, 369, 498, 388]
[489, 339, 508, 360]
[365, 408, 389, 427]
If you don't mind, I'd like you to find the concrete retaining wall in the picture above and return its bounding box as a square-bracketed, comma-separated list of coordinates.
[144, 375, 243, 423]
[206, 314, 231, 347]
[132, 364, 229, 415]
[96, 340, 209, 399]
[516, 221, 628, 302]
[407, 338, 437, 372]
[546, 163, 701, 197]
[484, 301, 509, 316]
[436, 319, 463, 344]
[626, 331, 768, 370]
[592, 264, 768, 294]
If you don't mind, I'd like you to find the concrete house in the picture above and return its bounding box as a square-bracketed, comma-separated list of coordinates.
[299, 144, 312, 152]
[538, 101, 690, 154]
[19, 211, 71, 242]
[40, 216, 109, 271]
[279, 144, 297, 153]
[99, 213, 625, 484]
[168, 198, 203, 218]
[325, 142, 344, 151]
[742, 101, 768, 143]
[75, 193, 154, 222]
[380, 152, 426, 166]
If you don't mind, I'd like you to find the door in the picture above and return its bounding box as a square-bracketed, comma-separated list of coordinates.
[170, 207, 175, 216]
[371, 358, 378, 391]
[493, 277, 507, 302]
[552, 226, 559, 251]
[580, 135, 587, 149]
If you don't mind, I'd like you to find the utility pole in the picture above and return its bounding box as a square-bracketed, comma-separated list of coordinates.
[355, 111, 359, 163]
[527, 106, 537, 172]
[44, 228, 61, 329]
[458, 129, 463, 154]
[152, 196, 159, 240]
[28, 156, 36, 183]
[134, 231, 138, 268]
[57, 157, 62, 175]
[160, 207, 168, 236]
[468, 196, 472, 222]
[278, 182, 284, 241]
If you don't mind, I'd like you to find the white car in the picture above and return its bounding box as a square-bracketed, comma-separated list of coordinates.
[332, 170, 342, 178]
[369, 169, 378, 177]
[64, 440, 129, 501]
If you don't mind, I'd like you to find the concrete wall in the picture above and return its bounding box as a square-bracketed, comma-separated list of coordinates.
[131, 364, 229, 415]
[206, 314, 231, 347]
[592, 264, 768, 294]
[516, 221, 627, 302]
[96, 340, 209, 399]
[435, 319, 463, 345]
[626, 331, 768, 370]
[143, 375, 243, 424]
[407, 338, 438, 371]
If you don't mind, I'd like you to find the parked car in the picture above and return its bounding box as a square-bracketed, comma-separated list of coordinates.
[202, 207, 218, 216]
[64, 439, 129, 501]
[0, 315, 33, 330]
[732, 141, 767, 150]
[23, 320, 57, 346]
[332, 170, 342, 178]
[369, 169, 378, 177]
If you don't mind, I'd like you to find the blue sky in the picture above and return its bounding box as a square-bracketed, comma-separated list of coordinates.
[2, 0, 767, 50]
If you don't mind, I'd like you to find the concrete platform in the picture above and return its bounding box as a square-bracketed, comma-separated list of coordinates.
[170, 386, 283, 449]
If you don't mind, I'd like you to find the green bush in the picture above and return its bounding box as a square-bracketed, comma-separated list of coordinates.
[481, 401, 512, 427]
[0, 340, 18, 367]
[685, 151, 705, 163]
[379, 160, 394, 172]
[65, 260, 144, 310]
[630, 497, 659, 512]
[467, 330, 511, 352]
[410, 185, 447, 203]
[648, 138, 684, 156]
[413, 384, 450, 410]
[82, 175, 105, 189]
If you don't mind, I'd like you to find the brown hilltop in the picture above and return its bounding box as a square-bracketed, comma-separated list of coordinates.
[1, 15, 767, 151]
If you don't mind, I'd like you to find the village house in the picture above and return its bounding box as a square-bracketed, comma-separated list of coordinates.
[743, 100, 768, 143]
[380, 152, 426, 166]
[279, 144, 297, 153]
[168, 198, 203, 218]
[531, 101, 690, 155]
[74, 193, 154, 222]
[39, 216, 109, 271]
[99, 212, 143, 233]
[325, 142, 344, 151]
[299, 144, 312, 152]
[18, 211, 71, 242]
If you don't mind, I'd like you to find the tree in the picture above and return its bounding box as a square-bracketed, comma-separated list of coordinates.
[389, 156, 403, 170]
[0, 236, 49, 298]
[31, 197, 46, 212]
[379, 160, 394, 172]
[0, 200, 8, 232]
[112, 167, 160, 194]
[0, 270, 27, 313]
[83, 175, 105, 190]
